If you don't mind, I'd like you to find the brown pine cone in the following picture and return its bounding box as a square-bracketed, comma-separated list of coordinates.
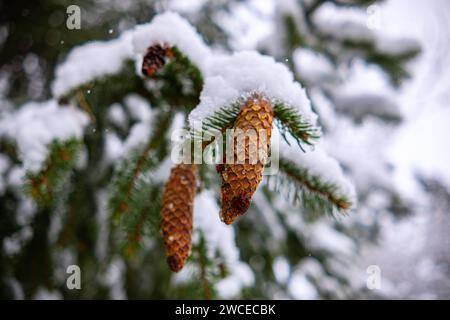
[141, 44, 173, 76]
[160, 164, 197, 272]
[219, 95, 273, 225]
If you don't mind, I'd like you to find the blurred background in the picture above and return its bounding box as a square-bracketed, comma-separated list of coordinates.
[1, 0, 450, 299]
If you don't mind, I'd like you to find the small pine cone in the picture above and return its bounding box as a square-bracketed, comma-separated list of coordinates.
[141, 44, 173, 76]
[219, 95, 273, 225]
[161, 164, 197, 272]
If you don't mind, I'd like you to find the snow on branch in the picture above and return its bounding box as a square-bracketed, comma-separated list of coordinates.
[52, 31, 134, 98]
[0, 100, 88, 172]
[189, 51, 319, 145]
[132, 11, 211, 73]
[270, 128, 356, 214]
[312, 2, 420, 58]
[108, 109, 172, 223]
[293, 48, 339, 86]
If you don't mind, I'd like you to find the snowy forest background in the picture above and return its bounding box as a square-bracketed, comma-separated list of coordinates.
[1, 0, 450, 299]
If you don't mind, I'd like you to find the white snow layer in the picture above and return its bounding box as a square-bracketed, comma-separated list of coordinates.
[52, 31, 134, 98]
[277, 128, 357, 205]
[175, 191, 254, 298]
[0, 100, 89, 172]
[194, 191, 254, 298]
[313, 2, 420, 56]
[313, 2, 371, 42]
[293, 48, 338, 85]
[132, 11, 211, 73]
[52, 11, 211, 98]
[189, 50, 317, 127]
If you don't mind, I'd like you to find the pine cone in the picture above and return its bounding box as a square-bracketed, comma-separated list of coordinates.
[160, 164, 197, 272]
[141, 44, 173, 76]
[219, 95, 273, 225]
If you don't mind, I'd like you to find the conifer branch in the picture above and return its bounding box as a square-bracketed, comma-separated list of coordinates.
[26, 139, 81, 207]
[122, 181, 162, 256]
[273, 103, 320, 150]
[109, 111, 172, 222]
[191, 99, 320, 154]
[267, 157, 352, 217]
[142, 46, 204, 111]
[192, 103, 242, 150]
[58, 60, 145, 107]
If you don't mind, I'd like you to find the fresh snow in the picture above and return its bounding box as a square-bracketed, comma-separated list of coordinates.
[122, 122, 151, 155]
[313, 2, 373, 42]
[273, 256, 290, 284]
[376, 37, 420, 56]
[124, 94, 153, 122]
[52, 30, 134, 98]
[308, 223, 356, 257]
[132, 11, 211, 73]
[313, 2, 420, 57]
[276, 127, 357, 205]
[327, 59, 401, 122]
[0, 100, 89, 172]
[194, 191, 254, 298]
[189, 50, 318, 127]
[293, 48, 338, 85]
[119, 94, 154, 155]
[104, 132, 123, 163]
[288, 269, 318, 299]
[107, 103, 127, 129]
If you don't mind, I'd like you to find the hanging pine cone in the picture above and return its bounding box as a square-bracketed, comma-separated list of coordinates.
[219, 95, 273, 225]
[141, 44, 173, 76]
[160, 164, 197, 272]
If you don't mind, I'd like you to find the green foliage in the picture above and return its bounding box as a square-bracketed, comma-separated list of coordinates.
[273, 102, 320, 149]
[26, 139, 81, 207]
[191, 103, 241, 148]
[108, 111, 172, 223]
[153, 47, 204, 111]
[283, 15, 306, 52]
[120, 181, 162, 257]
[108, 149, 158, 222]
[193, 100, 319, 153]
[267, 157, 352, 218]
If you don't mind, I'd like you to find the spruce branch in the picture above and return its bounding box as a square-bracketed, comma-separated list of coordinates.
[273, 102, 320, 150]
[191, 103, 241, 150]
[59, 48, 203, 114]
[122, 180, 162, 257]
[109, 149, 157, 221]
[191, 99, 320, 151]
[142, 46, 204, 111]
[26, 139, 81, 207]
[59, 60, 147, 108]
[108, 111, 172, 222]
[267, 157, 352, 217]
[283, 14, 306, 52]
